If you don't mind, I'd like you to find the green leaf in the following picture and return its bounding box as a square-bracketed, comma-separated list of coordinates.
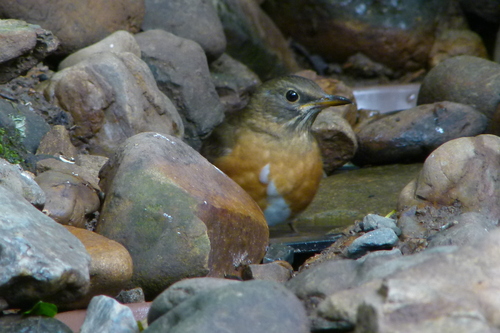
[23, 301, 58, 318]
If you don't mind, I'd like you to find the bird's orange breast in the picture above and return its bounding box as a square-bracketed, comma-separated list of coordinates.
[212, 128, 323, 225]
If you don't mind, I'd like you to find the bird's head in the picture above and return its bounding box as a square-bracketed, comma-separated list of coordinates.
[248, 75, 352, 132]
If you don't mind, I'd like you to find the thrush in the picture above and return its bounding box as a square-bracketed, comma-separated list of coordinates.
[202, 75, 352, 226]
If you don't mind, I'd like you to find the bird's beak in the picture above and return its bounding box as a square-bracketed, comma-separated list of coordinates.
[315, 95, 352, 108]
[300, 95, 352, 112]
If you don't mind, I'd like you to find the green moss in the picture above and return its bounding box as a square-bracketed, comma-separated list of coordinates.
[0, 127, 25, 164]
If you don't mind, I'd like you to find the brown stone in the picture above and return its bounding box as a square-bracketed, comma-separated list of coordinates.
[417, 55, 500, 128]
[36, 125, 79, 163]
[353, 101, 487, 166]
[35, 170, 100, 228]
[429, 29, 488, 68]
[58, 30, 141, 70]
[62, 226, 133, 310]
[262, 0, 450, 72]
[0, 0, 144, 56]
[398, 134, 500, 220]
[97, 132, 268, 299]
[312, 112, 357, 175]
[0, 19, 58, 83]
[43, 52, 184, 156]
[242, 262, 293, 283]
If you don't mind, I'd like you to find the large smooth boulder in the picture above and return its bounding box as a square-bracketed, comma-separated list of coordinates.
[97, 132, 268, 299]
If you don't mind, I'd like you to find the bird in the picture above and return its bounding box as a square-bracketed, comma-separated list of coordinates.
[202, 75, 352, 227]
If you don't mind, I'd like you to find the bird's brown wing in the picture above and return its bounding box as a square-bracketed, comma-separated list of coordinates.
[200, 120, 239, 163]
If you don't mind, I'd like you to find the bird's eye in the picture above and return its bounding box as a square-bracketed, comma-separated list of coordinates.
[285, 90, 299, 102]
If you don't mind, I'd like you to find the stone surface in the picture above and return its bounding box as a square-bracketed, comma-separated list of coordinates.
[426, 212, 498, 248]
[43, 51, 184, 156]
[148, 277, 240, 324]
[242, 262, 294, 283]
[360, 214, 401, 236]
[0, 316, 73, 333]
[35, 170, 100, 228]
[79, 295, 138, 333]
[97, 132, 268, 299]
[63, 226, 134, 310]
[262, 0, 450, 72]
[0, 158, 45, 208]
[142, 0, 226, 62]
[417, 56, 500, 131]
[210, 53, 261, 113]
[0, 185, 90, 308]
[0, 97, 51, 158]
[0, 0, 144, 56]
[310, 230, 500, 332]
[312, 111, 358, 175]
[145, 280, 309, 333]
[346, 228, 399, 259]
[36, 125, 79, 164]
[135, 30, 224, 150]
[397, 135, 500, 254]
[212, 0, 300, 80]
[429, 29, 488, 68]
[353, 101, 487, 166]
[59, 30, 141, 70]
[0, 19, 58, 83]
[398, 135, 500, 221]
[116, 288, 145, 305]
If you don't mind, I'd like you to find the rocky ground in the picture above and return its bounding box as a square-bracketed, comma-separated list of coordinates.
[1, 0, 500, 332]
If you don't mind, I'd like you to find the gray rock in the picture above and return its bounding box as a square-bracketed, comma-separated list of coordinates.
[97, 132, 268, 299]
[360, 214, 401, 236]
[417, 56, 500, 125]
[0, 19, 58, 83]
[209, 53, 261, 113]
[0, 316, 73, 333]
[353, 101, 488, 166]
[427, 212, 497, 248]
[0, 0, 144, 56]
[346, 228, 399, 259]
[135, 29, 224, 149]
[80, 295, 138, 333]
[59, 30, 141, 70]
[116, 288, 145, 305]
[148, 277, 240, 324]
[43, 51, 184, 156]
[0, 158, 45, 208]
[142, 0, 226, 62]
[145, 280, 309, 333]
[212, 0, 300, 80]
[314, 230, 500, 332]
[0, 185, 90, 308]
[0, 97, 51, 157]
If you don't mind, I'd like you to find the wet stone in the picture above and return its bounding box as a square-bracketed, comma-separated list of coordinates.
[360, 214, 401, 236]
[346, 228, 399, 259]
[0, 316, 73, 333]
[146, 280, 309, 333]
[79, 295, 138, 333]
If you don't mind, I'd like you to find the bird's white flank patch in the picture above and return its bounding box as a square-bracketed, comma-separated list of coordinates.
[264, 179, 291, 226]
[259, 163, 270, 184]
